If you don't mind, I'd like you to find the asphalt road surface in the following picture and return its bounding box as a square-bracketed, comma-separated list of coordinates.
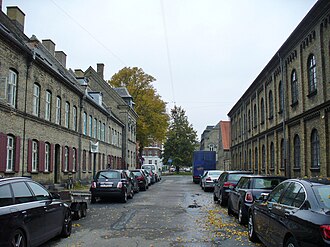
[43, 175, 262, 247]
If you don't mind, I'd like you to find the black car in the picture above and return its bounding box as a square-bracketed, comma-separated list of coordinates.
[228, 175, 286, 224]
[90, 169, 133, 203]
[248, 178, 330, 247]
[0, 177, 72, 247]
[213, 171, 253, 206]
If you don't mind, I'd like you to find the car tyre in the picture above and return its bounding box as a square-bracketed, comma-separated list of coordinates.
[128, 190, 134, 199]
[219, 191, 226, 206]
[238, 203, 247, 225]
[61, 209, 72, 238]
[73, 207, 82, 220]
[11, 229, 26, 247]
[227, 200, 234, 216]
[285, 236, 299, 247]
[121, 190, 128, 203]
[213, 193, 218, 202]
[81, 203, 87, 218]
[248, 212, 259, 242]
[91, 195, 96, 204]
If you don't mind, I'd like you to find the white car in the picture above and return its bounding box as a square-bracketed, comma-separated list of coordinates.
[201, 170, 224, 191]
[141, 164, 161, 182]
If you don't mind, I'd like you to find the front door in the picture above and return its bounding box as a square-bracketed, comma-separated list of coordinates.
[54, 144, 61, 184]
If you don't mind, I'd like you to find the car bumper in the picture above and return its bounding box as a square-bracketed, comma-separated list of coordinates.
[91, 188, 124, 198]
[204, 182, 216, 188]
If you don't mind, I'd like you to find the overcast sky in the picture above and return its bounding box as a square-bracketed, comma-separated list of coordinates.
[3, 0, 317, 139]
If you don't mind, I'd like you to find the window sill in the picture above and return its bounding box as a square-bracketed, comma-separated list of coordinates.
[4, 171, 15, 174]
[307, 89, 317, 98]
[269, 168, 275, 171]
[293, 167, 301, 171]
[279, 167, 285, 171]
[310, 167, 320, 172]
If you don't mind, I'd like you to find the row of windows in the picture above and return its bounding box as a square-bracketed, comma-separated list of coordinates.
[5, 69, 130, 146]
[233, 128, 320, 171]
[232, 54, 318, 139]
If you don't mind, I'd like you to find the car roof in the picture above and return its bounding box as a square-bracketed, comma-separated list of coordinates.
[239, 175, 287, 179]
[0, 176, 32, 184]
[286, 177, 330, 186]
[223, 171, 253, 174]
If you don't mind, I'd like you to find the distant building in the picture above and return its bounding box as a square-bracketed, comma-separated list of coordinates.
[142, 140, 163, 170]
[228, 0, 330, 178]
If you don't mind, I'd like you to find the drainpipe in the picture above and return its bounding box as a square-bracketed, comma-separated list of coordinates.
[278, 52, 289, 178]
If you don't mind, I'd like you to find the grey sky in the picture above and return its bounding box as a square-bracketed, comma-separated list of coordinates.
[2, 0, 317, 139]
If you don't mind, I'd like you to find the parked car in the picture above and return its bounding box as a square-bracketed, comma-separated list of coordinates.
[248, 178, 330, 247]
[90, 169, 133, 203]
[141, 164, 161, 181]
[142, 168, 156, 184]
[227, 175, 286, 224]
[201, 170, 224, 191]
[124, 170, 139, 194]
[213, 170, 253, 206]
[200, 170, 208, 187]
[0, 177, 72, 247]
[130, 169, 148, 191]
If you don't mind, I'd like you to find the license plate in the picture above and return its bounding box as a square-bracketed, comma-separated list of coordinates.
[100, 183, 113, 187]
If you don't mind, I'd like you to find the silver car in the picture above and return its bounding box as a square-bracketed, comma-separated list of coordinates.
[201, 170, 224, 191]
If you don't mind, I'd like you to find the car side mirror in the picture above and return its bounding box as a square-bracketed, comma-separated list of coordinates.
[51, 192, 61, 200]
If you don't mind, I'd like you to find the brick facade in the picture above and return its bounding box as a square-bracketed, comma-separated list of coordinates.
[228, 0, 330, 178]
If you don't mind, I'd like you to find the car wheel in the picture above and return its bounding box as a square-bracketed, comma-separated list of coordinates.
[285, 236, 299, 247]
[238, 203, 247, 225]
[91, 195, 96, 204]
[219, 191, 226, 206]
[61, 209, 72, 238]
[227, 200, 234, 216]
[121, 190, 128, 203]
[11, 229, 26, 247]
[248, 212, 259, 242]
[128, 190, 134, 199]
[73, 207, 82, 220]
[81, 203, 87, 218]
[213, 193, 218, 202]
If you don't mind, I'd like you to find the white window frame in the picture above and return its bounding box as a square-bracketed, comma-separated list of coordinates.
[102, 123, 105, 141]
[98, 121, 101, 140]
[65, 102, 70, 128]
[32, 141, 38, 172]
[55, 97, 61, 125]
[73, 106, 77, 131]
[83, 112, 87, 135]
[89, 115, 93, 137]
[33, 83, 40, 116]
[93, 118, 97, 138]
[64, 146, 69, 172]
[8, 69, 17, 107]
[72, 148, 76, 172]
[45, 143, 50, 172]
[45, 90, 52, 121]
[6, 136, 14, 172]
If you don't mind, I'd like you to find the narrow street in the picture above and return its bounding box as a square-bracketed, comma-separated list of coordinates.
[43, 175, 262, 247]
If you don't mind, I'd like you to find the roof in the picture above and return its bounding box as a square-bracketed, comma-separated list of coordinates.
[114, 87, 132, 98]
[220, 121, 231, 150]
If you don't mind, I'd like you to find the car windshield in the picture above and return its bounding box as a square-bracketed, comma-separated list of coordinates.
[253, 178, 284, 190]
[208, 171, 222, 176]
[97, 171, 120, 179]
[228, 174, 248, 182]
[132, 171, 142, 176]
[312, 185, 330, 210]
[143, 165, 155, 171]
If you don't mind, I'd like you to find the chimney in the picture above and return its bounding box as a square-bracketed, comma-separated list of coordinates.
[74, 69, 85, 78]
[97, 63, 104, 80]
[7, 6, 25, 32]
[42, 39, 55, 56]
[55, 51, 67, 68]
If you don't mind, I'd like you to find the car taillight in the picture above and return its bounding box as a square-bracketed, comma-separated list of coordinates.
[206, 177, 212, 181]
[245, 192, 253, 203]
[117, 182, 123, 188]
[137, 176, 143, 181]
[320, 225, 330, 240]
[91, 182, 96, 188]
[223, 182, 235, 188]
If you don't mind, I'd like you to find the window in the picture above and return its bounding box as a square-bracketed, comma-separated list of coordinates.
[249, 149, 252, 170]
[254, 147, 258, 171]
[7, 69, 17, 107]
[45, 90, 52, 121]
[261, 145, 265, 170]
[294, 135, 300, 168]
[27, 182, 50, 201]
[6, 135, 14, 172]
[64, 146, 69, 172]
[267, 181, 288, 203]
[82, 150, 87, 172]
[280, 139, 285, 169]
[83, 112, 87, 135]
[94, 118, 97, 138]
[260, 98, 265, 124]
[291, 70, 298, 104]
[45, 143, 50, 172]
[73, 106, 77, 131]
[98, 121, 101, 140]
[102, 123, 105, 141]
[12, 182, 34, 204]
[269, 91, 274, 119]
[89, 115, 93, 137]
[32, 141, 38, 172]
[278, 81, 284, 113]
[148, 160, 152, 164]
[72, 148, 76, 172]
[209, 144, 214, 151]
[270, 142, 275, 169]
[253, 104, 257, 127]
[32, 83, 40, 116]
[55, 96, 61, 125]
[280, 182, 305, 208]
[0, 184, 13, 207]
[311, 129, 320, 168]
[248, 110, 251, 130]
[65, 102, 70, 128]
[308, 54, 317, 94]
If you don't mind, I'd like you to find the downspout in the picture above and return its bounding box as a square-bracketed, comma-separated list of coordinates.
[22, 52, 34, 176]
[278, 52, 289, 178]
